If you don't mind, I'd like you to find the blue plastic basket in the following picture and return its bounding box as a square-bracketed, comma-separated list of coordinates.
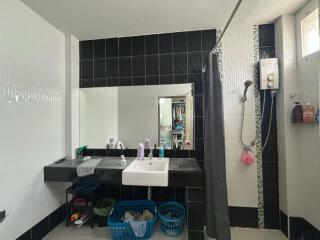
[158, 201, 186, 237]
[107, 200, 157, 240]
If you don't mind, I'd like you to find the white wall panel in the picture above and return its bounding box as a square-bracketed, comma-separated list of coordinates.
[0, 0, 66, 238]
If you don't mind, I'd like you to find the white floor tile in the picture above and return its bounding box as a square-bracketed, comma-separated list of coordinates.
[45, 224, 288, 240]
[231, 227, 287, 240]
[44, 222, 186, 240]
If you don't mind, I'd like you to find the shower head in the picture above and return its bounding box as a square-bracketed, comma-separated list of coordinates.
[242, 80, 253, 102]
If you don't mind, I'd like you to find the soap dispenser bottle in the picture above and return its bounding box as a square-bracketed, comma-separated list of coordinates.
[159, 146, 165, 158]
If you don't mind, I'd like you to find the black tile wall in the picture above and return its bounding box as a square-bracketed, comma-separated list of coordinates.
[174, 74, 188, 84]
[80, 29, 216, 89]
[187, 31, 202, 52]
[80, 40, 93, 59]
[159, 33, 173, 54]
[106, 58, 119, 77]
[94, 39, 106, 59]
[187, 201, 204, 231]
[119, 57, 132, 77]
[16, 230, 32, 240]
[80, 29, 215, 240]
[173, 32, 187, 53]
[81, 60, 93, 79]
[202, 30, 216, 51]
[94, 59, 105, 78]
[146, 75, 159, 85]
[188, 230, 204, 240]
[186, 187, 204, 237]
[160, 54, 173, 74]
[16, 204, 66, 240]
[160, 74, 173, 85]
[188, 52, 202, 73]
[242, 208, 259, 228]
[132, 36, 145, 56]
[50, 204, 66, 231]
[259, 25, 275, 47]
[173, 53, 187, 74]
[280, 210, 288, 237]
[186, 187, 203, 202]
[229, 206, 242, 227]
[119, 37, 132, 56]
[106, 38, 118, 57]
[259, 24, 280, 230]
[132, 56, 145, 76]
[145, 35, 158, 54]
[290, 217, 320, 240]
[162, 187, 176, 202]
[229, 206, 259, 228]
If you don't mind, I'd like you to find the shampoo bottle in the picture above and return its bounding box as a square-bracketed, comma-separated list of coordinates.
[303, 102, 315, 123]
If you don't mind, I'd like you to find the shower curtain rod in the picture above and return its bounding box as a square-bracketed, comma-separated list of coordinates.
[211, 0, 244, 54]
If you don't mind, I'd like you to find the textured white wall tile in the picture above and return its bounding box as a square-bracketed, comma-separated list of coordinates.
[226, 161, 258, 207]
[276, 10, 320, 230]
[0, 0, 66, 239]
[221, 24, 258, 207]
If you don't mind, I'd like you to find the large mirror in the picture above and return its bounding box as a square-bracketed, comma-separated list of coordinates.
[80, 84, 194, 150]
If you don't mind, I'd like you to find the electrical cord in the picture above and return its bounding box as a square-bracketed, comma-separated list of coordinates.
[261, 90, 266, 124]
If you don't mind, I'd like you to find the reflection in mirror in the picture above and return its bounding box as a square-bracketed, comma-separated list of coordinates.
[159, 96, 193, 149]
[80, 84, 194, 150]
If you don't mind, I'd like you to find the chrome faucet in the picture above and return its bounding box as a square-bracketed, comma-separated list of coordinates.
[115, 141, 124, 150]
[148, 149, 153, 159]
[115, 141, 125, 157]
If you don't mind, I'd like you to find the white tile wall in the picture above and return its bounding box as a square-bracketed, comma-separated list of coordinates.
[276, 5, 320, 231]
[221, 24, 258, 207]
[65, 34, 80, 158]
[0, 0, 66, 239]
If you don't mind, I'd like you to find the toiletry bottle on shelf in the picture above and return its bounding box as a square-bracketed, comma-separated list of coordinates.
[292, 102, 303, 123]
[303, 102, 315, 123]
[316, 107, 320, 123]
[137, 143, 144, 160]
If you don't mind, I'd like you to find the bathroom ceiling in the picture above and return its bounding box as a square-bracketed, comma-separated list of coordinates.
[21, 0, 307, 40]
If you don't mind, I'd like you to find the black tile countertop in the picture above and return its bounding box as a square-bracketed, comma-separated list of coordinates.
[44, 157, 203, 187]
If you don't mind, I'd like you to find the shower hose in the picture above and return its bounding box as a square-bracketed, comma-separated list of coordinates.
[240, 90, 276, 151]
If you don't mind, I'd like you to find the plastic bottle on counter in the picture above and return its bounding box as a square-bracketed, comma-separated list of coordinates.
[137, 143, 145, 160]
[159, 146, 165, 158]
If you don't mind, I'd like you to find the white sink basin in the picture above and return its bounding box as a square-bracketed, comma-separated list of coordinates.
[122, 158, 169, 187]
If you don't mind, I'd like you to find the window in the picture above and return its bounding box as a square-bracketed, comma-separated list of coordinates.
[301, 8, 319, 57]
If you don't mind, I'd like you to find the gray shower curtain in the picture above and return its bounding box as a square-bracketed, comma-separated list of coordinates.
[204, 52, 231, 240]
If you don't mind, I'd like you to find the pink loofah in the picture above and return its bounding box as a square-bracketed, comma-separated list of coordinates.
[241, 149, 254, 165]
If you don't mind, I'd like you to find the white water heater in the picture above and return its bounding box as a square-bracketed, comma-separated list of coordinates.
[260, 58, 279, 90]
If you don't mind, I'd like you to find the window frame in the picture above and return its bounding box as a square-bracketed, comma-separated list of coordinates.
[296, 0, 320, 60]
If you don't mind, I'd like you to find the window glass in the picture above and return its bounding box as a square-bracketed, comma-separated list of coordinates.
[301, 8, 319, 57]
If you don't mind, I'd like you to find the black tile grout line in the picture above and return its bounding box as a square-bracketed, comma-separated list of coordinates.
[80, 50, 209, 61]
[81, 74, 205, 80]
